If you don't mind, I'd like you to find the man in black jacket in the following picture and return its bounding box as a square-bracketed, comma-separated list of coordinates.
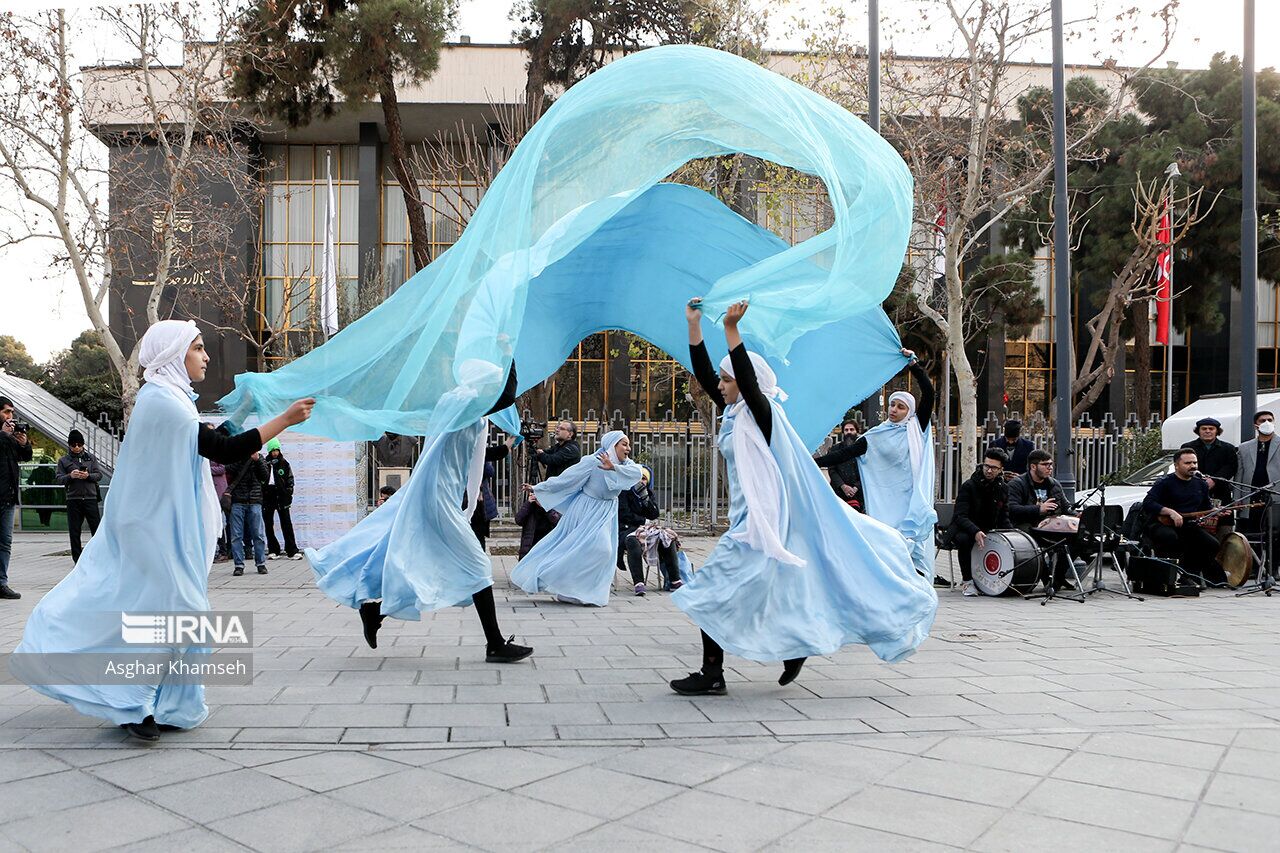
[535, 421, 581, 479]
[951, 448, 1011, 596]
[1143, 448, 1226, 584]
[55, 429, 103, 564]
[826, 419, 863, 509]
[616, 466, 675, 596]
[1181, 417, 1237, 504]
[262, 438, 300, 560]
[1007, 450, 1070, 529]
[0, 396, 32, 599]
[226, 451, 269, 576]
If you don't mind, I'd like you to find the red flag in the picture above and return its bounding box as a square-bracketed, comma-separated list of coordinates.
[1155, 197, 1172, 345]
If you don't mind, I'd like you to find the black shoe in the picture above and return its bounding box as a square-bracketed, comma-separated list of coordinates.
[933, 575, 951, 588]
[670, 670, 727, 696]
[257, 565, 268, 575]
[486, 636, 534, 663]
[359, 601, 385, 649]
[0, 585, 20, 600]
[156, 723, 186, 733]
[779, 658, 806, 686]
[232, 566, 244, 576]
[121, 715, 160, 742]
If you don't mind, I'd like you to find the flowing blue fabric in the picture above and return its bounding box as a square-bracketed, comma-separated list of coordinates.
[672, 402, 937, 663]
[218, 45, 913, 448]
[510, 431, 644, 606]
[14, 383, 221, 727]
[858, 421, 939, 577]
[307, 416, 515, 619]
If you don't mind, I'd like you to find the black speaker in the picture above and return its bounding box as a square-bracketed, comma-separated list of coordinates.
[1126, 556, 1198, 596]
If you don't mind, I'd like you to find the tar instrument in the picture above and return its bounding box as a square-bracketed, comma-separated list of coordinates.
[1217, 532, 1255, 589]
[972, 530, 1044, 597]
[1155, 502, 1264, 531]
[1034, 515, 1079, 535]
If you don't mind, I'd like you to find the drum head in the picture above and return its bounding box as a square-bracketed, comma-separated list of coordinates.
[1217, 532, 1254, 589]
[972, 530, 1043, 597]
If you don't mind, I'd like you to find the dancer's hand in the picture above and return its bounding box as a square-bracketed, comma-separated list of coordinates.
[686, 298, 703, 324]
[901, 348, 917, 362]
[597, 451, 615, 470]
[521, 483, 533, 493]
[725, 300, 749, 328]
[284, 398, 316, 425]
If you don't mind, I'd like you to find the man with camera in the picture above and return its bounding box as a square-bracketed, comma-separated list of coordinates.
[55, 429, 103, 564]
[0, 396, 33, 599]
[536, 420, 581, 479]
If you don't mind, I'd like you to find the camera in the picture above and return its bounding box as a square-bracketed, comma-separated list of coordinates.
[13, 422, 28, 434]
[519, 419, 545, 442]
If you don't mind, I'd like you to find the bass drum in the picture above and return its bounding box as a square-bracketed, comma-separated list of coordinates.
[972, 530, 1044, 597]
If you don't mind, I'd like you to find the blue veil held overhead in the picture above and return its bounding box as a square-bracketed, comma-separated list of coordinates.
[218, 45, 913, 449]
[857, 390, 938, 577]
[14, 321, 222, 728]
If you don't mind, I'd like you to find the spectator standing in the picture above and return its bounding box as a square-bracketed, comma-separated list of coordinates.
[1181, 417, 1237, 504]
[226, 450, 269, 576]
[55, 430, 103, 564]
[825, 419, 863, 510]
[536, 420, 582, 479]
[989, 420, 1035, 475]
[950, 448, 1011, 596]
[469, 439, 511, 550]
[262, 438, 301, 561]
[0, 396, 33, 599]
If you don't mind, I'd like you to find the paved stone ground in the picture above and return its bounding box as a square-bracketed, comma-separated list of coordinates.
[2, 532, 1280, 851]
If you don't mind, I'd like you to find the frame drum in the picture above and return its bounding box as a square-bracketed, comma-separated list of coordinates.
[972, 530, 1045, 596]
[1217, 532, 1254, 589]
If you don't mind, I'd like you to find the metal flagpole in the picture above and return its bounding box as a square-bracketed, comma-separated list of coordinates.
[860, 0, 883, 428]
[1050, 0, 1076, 500]
[1163, 163, 1178, 418]
[1242, 0, 1258, 441]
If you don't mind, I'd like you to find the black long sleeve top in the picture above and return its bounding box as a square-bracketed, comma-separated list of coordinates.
[485, 363, 518, 417]
[690, 341, 772, 443]
[197, 425, 262, 466]
[812, 362, 935, 466]
[1143, 473, 1211, 519]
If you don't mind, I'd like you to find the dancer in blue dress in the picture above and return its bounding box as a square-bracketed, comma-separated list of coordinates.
[670, 300, 937, 696]
[14, 320, 314, 742]
[510, 430, 644, 606]
[813, 363, 941, 583]
[307, 360, 533, 663]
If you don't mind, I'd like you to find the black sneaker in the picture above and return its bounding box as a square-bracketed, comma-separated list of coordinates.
[933, 575, 951, 588]
[359, 601, 385, 649]
[156, 723, 186, 733]
[232, 566, 244, 576]
[486, 636, 534, 663]
[257, 565, 268, 575]
[121, 715, 160, 742]
[779, 658, 806, 686]
[670, 670, 727, 696]
[0, 585, 21, 600]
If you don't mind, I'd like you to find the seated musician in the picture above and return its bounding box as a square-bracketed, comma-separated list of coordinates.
[950, 448, 1012, 597]
[1007, 449, 1076, 589]
[1142, 448, 1228, 585]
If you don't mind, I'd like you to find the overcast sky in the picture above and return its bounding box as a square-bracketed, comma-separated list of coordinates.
[2, 0, 1277, 361]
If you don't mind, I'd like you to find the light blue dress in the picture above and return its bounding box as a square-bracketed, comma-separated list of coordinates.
[673, 404, 937, 663]
[307, 420, 495, 619]
[510, 435, 644, 606]
[858, 420, 938, 578]
[14, 382, 223, 727]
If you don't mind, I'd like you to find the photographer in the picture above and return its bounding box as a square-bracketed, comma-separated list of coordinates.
[536, 420, 581, 479]
[55, 430, 102, 564]
[0, 396, 32, 599]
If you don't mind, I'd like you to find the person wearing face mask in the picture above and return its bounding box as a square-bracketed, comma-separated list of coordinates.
[1235, 410, 1280, 563]
[510, 430, 645, 606]
[15, 320, 314, 742]
[811, 355, 939, 583]
[668, 299, 935, 697]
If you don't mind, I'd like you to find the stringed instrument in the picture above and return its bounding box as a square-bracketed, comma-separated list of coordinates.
[1156, 502, 1265, 529]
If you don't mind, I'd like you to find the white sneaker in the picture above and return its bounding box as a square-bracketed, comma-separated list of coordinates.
[961, 581, 978, 597]
[291, 553, 304, 561]
[267, 553, 279, 561]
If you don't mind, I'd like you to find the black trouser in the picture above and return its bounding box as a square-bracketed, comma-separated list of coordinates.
[953, 529, 980, 582]
[697, 630, 803, 678]
[65, 498, 101, 564]
[471, 585, 506, 648]
[617, 528, 680, 587]
[263, 501, 298, 556]
[1146, 522, 1226, 584]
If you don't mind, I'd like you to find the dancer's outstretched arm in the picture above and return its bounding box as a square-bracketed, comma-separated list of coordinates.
[686, 298, 726, 410]
[485, 362, 519, 416]
[724, 301, 772, 443]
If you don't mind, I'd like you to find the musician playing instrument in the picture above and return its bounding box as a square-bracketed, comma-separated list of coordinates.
[1007, 449, 1077, 589]
[1142, 448, 1227, 585]
[950, 448, 1012, 597]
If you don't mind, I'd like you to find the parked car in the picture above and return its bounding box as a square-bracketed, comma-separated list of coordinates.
[1076, 452, 1175, 521]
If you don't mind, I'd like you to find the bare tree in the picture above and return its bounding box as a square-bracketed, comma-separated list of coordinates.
[798, 0, 1178, 473]
[0, 3, 267, 420]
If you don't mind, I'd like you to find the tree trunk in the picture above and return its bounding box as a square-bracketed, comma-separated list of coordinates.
[945, 265, 979, 479]
[378, 74, 431, 272]
[1130, 301, 1152, 425]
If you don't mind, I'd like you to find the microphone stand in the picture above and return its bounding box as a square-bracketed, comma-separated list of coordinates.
[1227, 476, 1280, 598]
[1076, 482, 1143, 601]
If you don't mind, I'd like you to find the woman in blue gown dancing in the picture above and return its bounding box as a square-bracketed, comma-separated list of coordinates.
[669, 300, 937, 696]
[307, 360, 533, 663]
[15, 320, 315, 742]
[510, 430, 644, 606]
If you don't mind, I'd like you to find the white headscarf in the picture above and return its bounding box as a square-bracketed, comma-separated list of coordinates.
[139, 319, 201, 404]
[888, 390, 924, 477]
[599, 430, 629, 466]
[719, 351, 804, 566]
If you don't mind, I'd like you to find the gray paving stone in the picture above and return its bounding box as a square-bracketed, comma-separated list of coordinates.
[0, 769, 122, 821]
[328, 766, 495, 820]
[447, 725, 559, 743]
[595, 746, 747, 786]
[550, 821, 715, 852]
[84, 747, 241, 790]
[824, 779, 1004, 847]
[407, 703, 507, 727]
[505, 702, 607, 726]
[1051, 750, 1212, 801]
[255, 750, 405, 792]
[416, 791, 604, 852]
[625, 788, 811, 853]
[922, 735, 1070, 775]
[1019, 778, 1196, 839]
[431, 746, 583, 788]
[207, 794, 396, 853]
[761, 818, 958, 852]
[699, 761, 865, 815]
[107, 825, 250, 852]
[1, 795, 191, 852]
[515, 765, 682, 819]
[1082, 731, 1226, 771]
[138, 766, 311, 822]
[0, 749, 70, 783]
[305, 704, 409, 727]
[971, 810, 1174, 853]
[331, 824, 476, 851]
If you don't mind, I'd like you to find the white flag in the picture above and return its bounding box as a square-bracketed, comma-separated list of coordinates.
[319, 151, 339, 339]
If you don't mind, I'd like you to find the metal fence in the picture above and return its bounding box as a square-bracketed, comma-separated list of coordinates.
[365, 409, 1163, 533]
[13, 462, 111, 533]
